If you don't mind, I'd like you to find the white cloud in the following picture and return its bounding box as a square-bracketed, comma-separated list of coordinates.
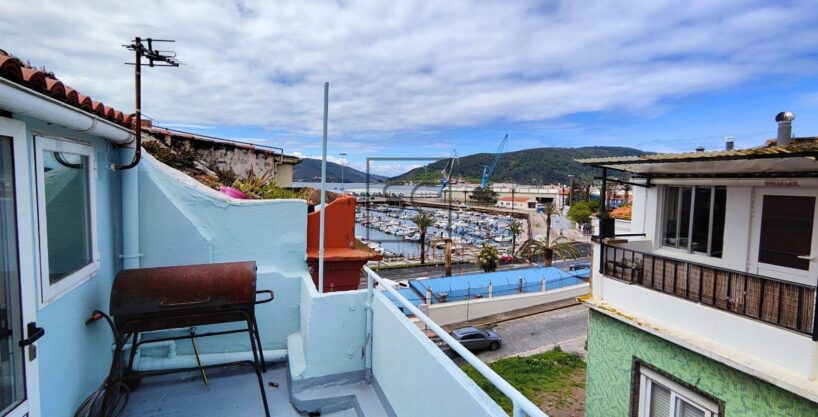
[3, 0, 818, 150]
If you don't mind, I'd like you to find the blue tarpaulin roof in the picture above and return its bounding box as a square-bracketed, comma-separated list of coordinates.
[382, 266, 589, 314]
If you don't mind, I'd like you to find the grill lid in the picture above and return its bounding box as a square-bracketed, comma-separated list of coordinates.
[110, 261, 258, 320]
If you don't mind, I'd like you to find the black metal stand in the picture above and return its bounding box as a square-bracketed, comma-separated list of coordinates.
[114, 310, 271, 417]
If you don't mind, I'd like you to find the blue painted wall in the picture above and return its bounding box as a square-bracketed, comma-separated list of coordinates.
[137, 155, 306, 353]
[14, 116, 123, 417]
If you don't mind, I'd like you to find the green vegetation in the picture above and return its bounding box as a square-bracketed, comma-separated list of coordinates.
[509, 220, 523, 256]
[517, 236, 581, 266]
[470, 186, 499, 205]
[567, 202, 593, 225]
[392, 146, 646, 184]
[232, 167, 301, 199]
[477, 244, 500, 272]
[461, 348, 586, 415]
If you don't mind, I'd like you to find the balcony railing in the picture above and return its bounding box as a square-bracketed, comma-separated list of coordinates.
[601, 244, 818, 339]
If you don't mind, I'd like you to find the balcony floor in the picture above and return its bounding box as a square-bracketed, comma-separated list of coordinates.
[123, 363, 303, 417]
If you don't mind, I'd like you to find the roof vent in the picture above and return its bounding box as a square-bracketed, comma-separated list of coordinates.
[775, 111, 794, 146]
[725, 136, 735, 151]
[695, 146, 705, 152]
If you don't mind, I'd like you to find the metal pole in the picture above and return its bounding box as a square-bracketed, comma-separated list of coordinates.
[318, 82, 329, 293]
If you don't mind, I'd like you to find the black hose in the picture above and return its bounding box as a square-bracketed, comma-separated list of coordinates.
[74, 311, 130, 417]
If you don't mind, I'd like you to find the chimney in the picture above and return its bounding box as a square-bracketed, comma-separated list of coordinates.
[775, 111, 794, 146]
[725, 136, 735, 151]
[695, 146, 705, 152]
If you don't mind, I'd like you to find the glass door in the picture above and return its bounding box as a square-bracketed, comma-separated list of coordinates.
[0, 136, 28, 417]
[752, 188, 818, 286]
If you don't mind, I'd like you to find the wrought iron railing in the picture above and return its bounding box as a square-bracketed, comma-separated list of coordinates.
[601, 244, 817, 338]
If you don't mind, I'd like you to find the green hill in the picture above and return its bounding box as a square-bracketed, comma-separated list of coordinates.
[390, 146, 646, 184]
[294, 158, 387, 183]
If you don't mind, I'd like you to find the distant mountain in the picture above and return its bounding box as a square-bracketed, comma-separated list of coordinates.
[390, 146, 647, 184]
[294, 158, 387, 183]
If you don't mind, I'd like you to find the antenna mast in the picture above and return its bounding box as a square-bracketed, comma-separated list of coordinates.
[113, 37, 180, 170]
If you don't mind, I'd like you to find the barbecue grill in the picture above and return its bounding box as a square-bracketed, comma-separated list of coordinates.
[108, 261, 274, 416]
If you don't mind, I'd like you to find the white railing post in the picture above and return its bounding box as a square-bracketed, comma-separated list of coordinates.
[513, 403, 527, 417]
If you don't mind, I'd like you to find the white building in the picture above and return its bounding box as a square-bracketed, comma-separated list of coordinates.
[496, 196, 536, 209]
[578, 113, 818, 417]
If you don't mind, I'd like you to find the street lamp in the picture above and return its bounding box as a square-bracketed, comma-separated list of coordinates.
[567, 174, 575, 207]
[339, 152, 347, 191]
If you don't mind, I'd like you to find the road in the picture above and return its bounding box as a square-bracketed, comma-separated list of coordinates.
[475, 304, 589, 362]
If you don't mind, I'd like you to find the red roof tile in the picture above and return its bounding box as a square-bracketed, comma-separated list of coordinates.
[0, 52, 132, 129]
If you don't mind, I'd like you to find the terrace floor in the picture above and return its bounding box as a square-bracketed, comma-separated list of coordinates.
[123, 364, 303, 417]
[122, 363, 388, 417]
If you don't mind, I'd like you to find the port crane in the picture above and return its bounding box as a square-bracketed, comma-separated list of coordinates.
[480, 134, 508, 188]
[437, 150, 458, 197]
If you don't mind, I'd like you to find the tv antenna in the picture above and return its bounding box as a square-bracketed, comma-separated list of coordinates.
[113, 37, 180, 170]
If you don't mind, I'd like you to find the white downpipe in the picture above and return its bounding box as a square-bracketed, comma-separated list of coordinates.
[117, 341, 287, 372]
[0, 77, 133, 144]
[121, 145, 141, 269]
[318, 82, 329, 293]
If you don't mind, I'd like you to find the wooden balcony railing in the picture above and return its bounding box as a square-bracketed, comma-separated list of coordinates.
[601, 244, 818, 338]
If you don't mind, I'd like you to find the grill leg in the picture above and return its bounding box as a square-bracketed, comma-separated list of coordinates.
[127, 332, 139, 371]
[247, 320, 270, 417]
[251, 317, 267, 372]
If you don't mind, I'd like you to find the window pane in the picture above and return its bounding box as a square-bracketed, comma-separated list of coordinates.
[676, 398, 706, 417]
[709, 188, 726, 258]
[691, 187, 711, 254]
[677, 188, 692, 249]
[663, 187, 679, 247]
[42, 150, 92, 283]
[650, 384, 671, 416]
[0, 137, 26, 413]
[758, 195, 815, 270]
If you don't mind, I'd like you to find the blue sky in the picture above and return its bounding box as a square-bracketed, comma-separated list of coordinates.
[3, 0, 818, 175]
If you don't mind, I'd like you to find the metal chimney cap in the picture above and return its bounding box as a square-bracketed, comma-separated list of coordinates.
[775, 111, 794, 122]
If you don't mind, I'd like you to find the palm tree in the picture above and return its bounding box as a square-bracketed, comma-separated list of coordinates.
[517, 236, 581, 267]
[541, 202, 560, 244]
[411, 212, 435, 264]
[510, 219, 523, 257]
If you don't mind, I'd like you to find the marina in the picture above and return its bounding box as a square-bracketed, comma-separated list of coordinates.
[355, 204, 528, 261]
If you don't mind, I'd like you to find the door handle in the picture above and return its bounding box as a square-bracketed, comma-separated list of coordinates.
[18, 322, 44, 347]
[797, 255, 816, 261]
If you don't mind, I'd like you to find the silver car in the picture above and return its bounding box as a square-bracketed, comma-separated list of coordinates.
[450, 327, 502, 352]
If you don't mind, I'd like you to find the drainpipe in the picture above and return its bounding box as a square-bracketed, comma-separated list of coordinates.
[120, 144, 141, 269]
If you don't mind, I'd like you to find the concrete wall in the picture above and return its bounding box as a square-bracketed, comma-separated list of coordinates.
[292, 276, 367, 380]
[586, 310, 818, 417]
[372, 293, 507, 417]
[13, 117, 123, 417]
[424, 283, 588, 326]
[137, 154, 306, 352]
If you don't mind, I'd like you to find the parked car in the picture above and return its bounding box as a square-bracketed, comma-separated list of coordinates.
[569, 261, 591, 271]
[450, 327, 502, 352]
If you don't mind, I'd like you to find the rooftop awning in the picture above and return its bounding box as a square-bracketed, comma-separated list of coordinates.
[576, 140, 818, 179]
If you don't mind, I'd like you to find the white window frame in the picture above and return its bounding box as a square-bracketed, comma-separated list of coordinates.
[637, 366, 719, 417]
[658, 185, 726, 258]
[34, 135, 99, 306]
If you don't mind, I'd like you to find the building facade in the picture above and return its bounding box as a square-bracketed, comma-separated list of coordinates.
[579, 116, 818, 417]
